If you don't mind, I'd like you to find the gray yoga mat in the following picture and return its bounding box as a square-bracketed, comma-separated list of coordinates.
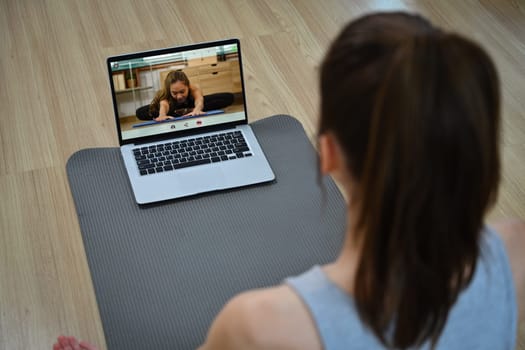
[66, 115, 346, 349]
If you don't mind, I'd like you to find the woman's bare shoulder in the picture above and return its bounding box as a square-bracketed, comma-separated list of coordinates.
[200, 284, 321, 350]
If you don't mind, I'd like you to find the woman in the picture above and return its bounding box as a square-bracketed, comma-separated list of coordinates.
[55, 12, 524, 350]
[135, 70, 234, 121]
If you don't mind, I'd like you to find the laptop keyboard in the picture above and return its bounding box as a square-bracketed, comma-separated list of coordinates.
[133, 130, 252, 176]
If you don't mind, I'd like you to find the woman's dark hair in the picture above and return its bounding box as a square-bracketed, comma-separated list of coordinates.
[319, 12, 500, 348]
[150, 70, 190, 114]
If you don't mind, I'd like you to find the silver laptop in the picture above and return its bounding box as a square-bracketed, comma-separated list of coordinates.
[107, 38, 275, 204]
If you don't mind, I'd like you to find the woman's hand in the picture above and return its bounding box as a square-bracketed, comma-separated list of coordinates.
[53, 335, 98, 350]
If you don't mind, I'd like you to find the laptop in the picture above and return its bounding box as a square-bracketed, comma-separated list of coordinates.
[107, 38, 275, 204]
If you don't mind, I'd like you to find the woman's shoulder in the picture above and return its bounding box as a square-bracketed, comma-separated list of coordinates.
[241, 285, 322, 349]
[201, 284, 322, 350]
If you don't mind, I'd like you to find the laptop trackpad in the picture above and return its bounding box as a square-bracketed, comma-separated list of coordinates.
[174, 166, 227, 196]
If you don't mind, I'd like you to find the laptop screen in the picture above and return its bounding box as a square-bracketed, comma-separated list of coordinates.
[108, 39, 247, 144]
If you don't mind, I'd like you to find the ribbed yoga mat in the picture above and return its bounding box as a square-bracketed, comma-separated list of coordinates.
[66, 115, 346, 349]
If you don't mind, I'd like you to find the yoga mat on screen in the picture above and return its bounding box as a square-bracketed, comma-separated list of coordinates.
[66, 115, 346, 350]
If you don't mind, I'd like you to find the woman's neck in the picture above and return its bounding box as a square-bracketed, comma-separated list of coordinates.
[323, 204, 362, 294]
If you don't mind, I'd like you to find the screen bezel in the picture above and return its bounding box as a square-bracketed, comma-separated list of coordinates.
[107, 38, 248, 146]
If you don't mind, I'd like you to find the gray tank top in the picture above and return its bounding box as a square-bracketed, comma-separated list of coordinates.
[285, 226, 517, 349]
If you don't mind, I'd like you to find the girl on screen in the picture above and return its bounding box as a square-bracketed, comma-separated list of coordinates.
[135, 70, 234, 121]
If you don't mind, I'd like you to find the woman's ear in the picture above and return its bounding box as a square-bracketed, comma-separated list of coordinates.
[319, 133, 339, 175]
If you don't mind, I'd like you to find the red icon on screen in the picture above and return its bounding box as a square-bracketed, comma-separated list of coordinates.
[196, 120, 202, 125]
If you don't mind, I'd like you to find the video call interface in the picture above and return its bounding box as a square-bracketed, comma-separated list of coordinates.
[110, 43, 246, 141]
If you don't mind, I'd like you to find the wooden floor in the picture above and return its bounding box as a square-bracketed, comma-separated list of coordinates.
[0, 1, 523, 349]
